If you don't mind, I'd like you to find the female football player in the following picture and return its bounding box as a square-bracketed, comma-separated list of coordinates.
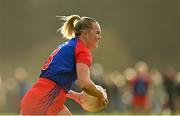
[20, 14, 108, 115]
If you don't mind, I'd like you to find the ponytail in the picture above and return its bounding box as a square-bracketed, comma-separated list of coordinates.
[57, 15, 80, 39]
[57, 14, 97, 39]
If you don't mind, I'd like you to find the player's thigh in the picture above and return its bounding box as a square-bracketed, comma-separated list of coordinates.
[57, 105, 72, 115]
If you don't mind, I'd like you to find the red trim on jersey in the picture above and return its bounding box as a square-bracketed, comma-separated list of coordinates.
[75, 38, 92, 67]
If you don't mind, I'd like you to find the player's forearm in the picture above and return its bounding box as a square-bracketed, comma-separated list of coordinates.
[81, 80, 103, 98]
[66, 90, 81, 104]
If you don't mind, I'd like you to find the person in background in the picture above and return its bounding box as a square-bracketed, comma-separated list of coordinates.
[130, 61, 152, 115]
[163, 67, 176, 114]
[20, 14, 108, 115]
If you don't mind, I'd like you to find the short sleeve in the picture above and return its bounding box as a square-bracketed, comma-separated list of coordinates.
[76, 50, 92, 67]
[75, 40, 92, 67]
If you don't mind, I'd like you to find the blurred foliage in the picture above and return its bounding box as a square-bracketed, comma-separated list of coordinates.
[0, 0, 179, 79]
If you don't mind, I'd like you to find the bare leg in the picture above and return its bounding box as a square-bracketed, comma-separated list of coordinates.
[57, 105, 72, 115]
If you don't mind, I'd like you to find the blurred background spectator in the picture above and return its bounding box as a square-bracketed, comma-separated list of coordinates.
[128, 61, 152, 115]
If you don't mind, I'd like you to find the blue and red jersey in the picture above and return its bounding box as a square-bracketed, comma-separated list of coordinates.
[131, 74, 151, 107]
[132, 75, 150, 96]
[40, 37, 92, 91]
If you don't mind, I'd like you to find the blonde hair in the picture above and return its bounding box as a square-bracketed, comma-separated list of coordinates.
[57, 14, 97, 39]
